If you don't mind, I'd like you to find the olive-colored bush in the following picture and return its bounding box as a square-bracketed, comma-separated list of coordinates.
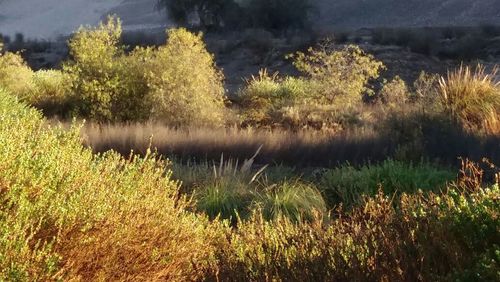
[63, 17, 151, 122]
[378, 76, 411, 106]
[239, 44, 384, 130]
[63, 18, 225, 125]
[0, 49, 34, 99]
[0, 90, 498, 280]
[292, 44, 385, 106]
[138, 28, 226, 127]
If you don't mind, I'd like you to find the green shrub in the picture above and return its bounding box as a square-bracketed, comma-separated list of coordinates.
[63, 17, 151, 122]
[378, 76, 410, 106]
[292, 44, 385, 106]
[64, 16, 123, 120]
[214, 185, 499, 281]
[320, 160, 455, 208]
[0, 89, 219, 280]
[0, 89, 498, 280]
[438, 64, 500, 134]
[29, 70, 72, 116]
[138, 28, 226, 127]
[238, 69, 313, 127]
[0, 49, 34, 99]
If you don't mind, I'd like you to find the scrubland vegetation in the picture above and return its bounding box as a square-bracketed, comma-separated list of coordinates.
[0, 16, 499, 280]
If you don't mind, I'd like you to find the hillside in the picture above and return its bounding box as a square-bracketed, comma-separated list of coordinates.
[316, 0, 500, 29]
[2, 0, 500, 39]
[0, 0, 168, 39]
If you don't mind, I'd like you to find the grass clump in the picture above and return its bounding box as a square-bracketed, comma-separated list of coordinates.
[438, 64, 500, 134]
[257, 181, 326, 222]
[320, 160, 455, 208]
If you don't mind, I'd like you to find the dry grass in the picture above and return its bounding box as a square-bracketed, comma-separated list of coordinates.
[439, 64, 500, 134]
[75, 119, 500, 167]
[78, 122, 395, 167]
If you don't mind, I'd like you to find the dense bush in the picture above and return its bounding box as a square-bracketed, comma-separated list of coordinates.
[29, 70, 72, 117]
[61, 18, 225, 125]
[239, 44, 384, 129]
[292, 44, 384, 106]
[378, 76, 410, 106]
[138, 28, 226, 127]
[0, 48, 34, 99]
[0, 89, 217, 280]
[63, 17, 151, 121]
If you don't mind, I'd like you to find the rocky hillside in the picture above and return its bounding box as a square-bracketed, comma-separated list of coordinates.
[316, 0, 500, 29]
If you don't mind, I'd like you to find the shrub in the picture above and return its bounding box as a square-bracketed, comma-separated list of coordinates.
[438, 64, 500, 134]
[292, 44, 385, 106]
[412, 71, 439, 104]
[378, 76, 410, 106]
[139, 28, 226, 127]
[1, 90, 498, 280]
[0, 49, 34, 99]
[214, 184, 500, 281]
[0, 89, 218, 281]
[29, 70, 72, 117]
[63, 17, 151, 122]
[239, 44, 384, 130]
[238, 69, 312, 127]
[320, 160, 455, 208]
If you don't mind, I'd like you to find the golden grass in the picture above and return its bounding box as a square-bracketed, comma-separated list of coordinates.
[439, 64, 500, 134]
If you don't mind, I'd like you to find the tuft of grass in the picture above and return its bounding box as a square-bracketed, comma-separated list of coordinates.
[256, 181, 326, 222]
[439, 64, 500, 134]
[320, 160, 456, 208]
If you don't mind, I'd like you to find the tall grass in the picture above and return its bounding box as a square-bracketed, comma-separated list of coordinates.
[77, 120, 500, 167]
[439, 64, 500, 134]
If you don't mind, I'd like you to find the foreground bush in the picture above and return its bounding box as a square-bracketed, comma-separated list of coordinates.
[0, 90, 498, 280]
[0, 89, 217, 280]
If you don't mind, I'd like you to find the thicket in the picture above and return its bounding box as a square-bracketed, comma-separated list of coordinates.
[157, 0, 312, 31]
[238, 44, 384, 130]
[0, 17, 226, 126]
[0, 90, 498, 280]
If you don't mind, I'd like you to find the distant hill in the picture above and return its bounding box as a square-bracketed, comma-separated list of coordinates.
[0, 0, 168, 39]
[1, 0, 500, 39]
[315, 0, 500, 29]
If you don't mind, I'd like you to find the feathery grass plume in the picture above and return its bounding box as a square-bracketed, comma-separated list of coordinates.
[438, 64, 500, 134]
